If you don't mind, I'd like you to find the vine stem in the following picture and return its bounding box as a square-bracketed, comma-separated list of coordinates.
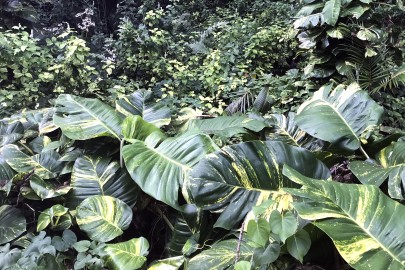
[360, 146, 370, 160]
[235, 220, 245, 264]
[151, 204, 174, 232]
[120, 139, 125, 168]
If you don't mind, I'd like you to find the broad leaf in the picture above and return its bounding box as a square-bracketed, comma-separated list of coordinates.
[269, 211, 298, 243]
[322, 0, 341, 26]
[1, 145, 63, 179]
[76, 195, 133, 242]
[296, 83, 383, 151]
[0, 156, 15, 195]
[246, 218, 271, 247]
[350, 142, 405, 199]
[123, 133, 218, 208]
[0, 205, 26, 245]
[148, 256, 184, 270]
[122, 115, 163, 142]
[30, 175, 71, 200]
[54, 94, 123, 140]
[0, 121, 24, 146]
[283, 166, 405, 270]
[103, 237, 149, 270]
[68, 156, 139, 208]
[286, 229, 311, 263]
[183, 116, 266, 137]
[116, 90, 171, 127]
[185, 141, 330, 229]
[187, 239, 253, 270]
[294, 13, 324, 29]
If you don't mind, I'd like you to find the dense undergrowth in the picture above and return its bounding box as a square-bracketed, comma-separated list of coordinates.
[0, 0, 405, 270]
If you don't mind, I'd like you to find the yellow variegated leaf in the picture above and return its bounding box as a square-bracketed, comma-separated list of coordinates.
[0, 205, 26, 245]
[284, 166, 405, 270]
[76, 195, 132, 242]
[104, 237, 149, 270]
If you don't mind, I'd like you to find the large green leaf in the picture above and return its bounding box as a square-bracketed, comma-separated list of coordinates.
[103, 237, 149, 270]
[30, 175, 71, 200]
[123, 133, 218, 208]
[296, 83, 383, 151]
[350, 141, 405, 199]
[1, 144, 63, 179]
[122, 115, 163, 142]
[322, 0, 341, 26]
[0, 121, 24, 147]
[0, 156, 15, 195]
[187, 239, 253, 270]
[184, 141, 330, 229]
[116, 90, 171, 128]
[182, 116, 266, 137]
[0, 205, 26, 245]
[68, 156, 139, 208]
[53, 94, 123, 140]
[283, 166, 405, 270]
[76, 195, 133, 242]
[148, 256, 184, 270]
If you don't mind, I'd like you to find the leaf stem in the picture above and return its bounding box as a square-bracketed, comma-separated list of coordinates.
[151, 204, 174, 232]
[235, 220, 245, 264]
[18, 142, 34, 155]
[360, 146, 370, 160]
[120, 139, 125, 168]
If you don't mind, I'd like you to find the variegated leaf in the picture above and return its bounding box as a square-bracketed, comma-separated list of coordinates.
[184, 141, 330, 229]
[68, 156, 139, 208]
[182, 116, 266, 137]
[1, 144, 63, 179]
[54, 94, 123, 140]
[103, 237, 149, 270]
[30, 175, 71, 200]
[116, 90, 171, 128]
[350, 141, 405, 199]
[283, 166, 405, 270]
[76, 195, 133, 242]
[122, 115, 163, 142]
[0, 121, 24, 147]
[296, 83, 383, 151]
[187, 239, 253, 270]
[123, 133, 218, 208]
[148, 256, 185, 270]
[0, 205, 26, 245]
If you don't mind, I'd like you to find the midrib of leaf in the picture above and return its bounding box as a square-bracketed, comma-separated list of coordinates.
[85, 209, 122, 231]
[74, 99, 121, 139]
[147, 144, 191, 171]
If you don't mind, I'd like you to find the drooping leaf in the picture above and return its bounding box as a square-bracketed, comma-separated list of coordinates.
[322, 0, 341, 26]
[185, 141, 330, 229]
[122, 115, 163, 142]
[0, 205, 26, 245]
[1, 144, 63, 179]
[30, 175, 71, 200]
[296, 83, 383, 151]
[0, 156, 15, 195]
[183, 116, 266, 137]
[252, 241, 281, 266]
[286, 229, 311, 263]
[187, 239, 253, 270]
[294, 13, 324, 29]
[123, 133, 218, 208]
[283, 166, 405, 270]
[350, 142, 405, 199]
[68, 156, 139, 208]
[54, 94, 123, 140]
[76, 195, 133, 242]
[116, 90, 171, 127]
[103, 237, 149, 270]
[0, 121, 24, 146]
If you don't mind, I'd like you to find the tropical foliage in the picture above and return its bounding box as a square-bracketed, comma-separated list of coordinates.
[0, 0, 404, 270]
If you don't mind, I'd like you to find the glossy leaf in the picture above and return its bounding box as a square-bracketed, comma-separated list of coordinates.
[116, 90, 171, 127]
[187, 239, 253, 270]
[296, 83, 383, 151]
[183, 116, 266, 137]
[122, 115, 163, 142]
[322, 0, 341, 26]
[0, 121, 24, 146]
[350, 142, 405, 199]
[148, 256, 184, 270]
[283, 166, 405, 270]
[54, 94, 123, 140]
[30, 175, 71, 200]
[0, 205, 26, 245]
[185, 141, 330, 229]
[123, 133, 218, 208]
[68, 156, 138, 208]
[2, 144, 63, 179]
[76, 195, 133, 242]
[103, 237, 149, 270]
